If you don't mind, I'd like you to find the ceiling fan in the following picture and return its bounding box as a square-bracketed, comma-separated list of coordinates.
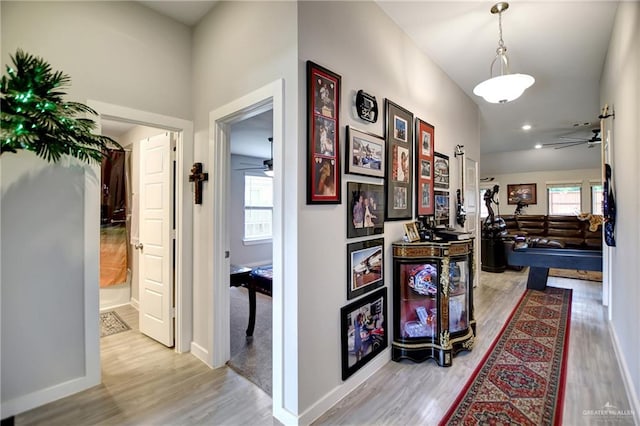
[234, 137, 274, 175]
[542, 129, 601, 149]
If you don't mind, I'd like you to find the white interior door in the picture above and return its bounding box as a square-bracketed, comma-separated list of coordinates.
[139, 132, 174, 347]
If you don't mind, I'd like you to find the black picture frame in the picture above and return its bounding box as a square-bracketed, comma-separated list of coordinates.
[341, 287, 387, 380]
[434, 152, 449, 189]
[345, 126, 385, 178]
[347, 182, 385, 239]
[307, 61, 341, 204]
[384, 99, 414, 220]
[434, 190, 450, 227]
[347, 238, 384, 300]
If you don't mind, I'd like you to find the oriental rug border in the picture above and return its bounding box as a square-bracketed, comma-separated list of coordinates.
[440, 287, 572, 425]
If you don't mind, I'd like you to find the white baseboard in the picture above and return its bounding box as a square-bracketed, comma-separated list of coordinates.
[190, 341, 210, 367]
[130, 297, 140, 310]
[297, 350, 391, 426]
[1, 374, 100, 419]
[609, 323, 640, 424]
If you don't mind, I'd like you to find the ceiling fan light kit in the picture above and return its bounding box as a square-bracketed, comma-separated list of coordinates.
[473, 2, 535, 104]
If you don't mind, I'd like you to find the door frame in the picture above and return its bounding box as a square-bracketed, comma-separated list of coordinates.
[89, 100, 194, 353]
[208, 79, 284, 409]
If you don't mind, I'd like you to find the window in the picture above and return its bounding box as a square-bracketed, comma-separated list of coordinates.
[591, 184, 603, 214]
[244, 174, 273, 241]
[547, 184, 581, 215]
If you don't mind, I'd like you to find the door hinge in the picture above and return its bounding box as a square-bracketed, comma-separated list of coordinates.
[171, 307, 176, 318]
[171, 229, 176, 239]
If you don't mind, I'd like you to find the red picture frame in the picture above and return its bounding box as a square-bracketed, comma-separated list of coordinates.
[307, 61, 341, 204]
[416, 118, 435, 216]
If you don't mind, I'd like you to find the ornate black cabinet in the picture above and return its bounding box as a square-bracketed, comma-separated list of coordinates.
[391, 239, 475, 366]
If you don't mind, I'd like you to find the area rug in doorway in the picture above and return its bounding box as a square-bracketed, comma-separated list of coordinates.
[440, 287, 572, 426]
[549, 268, 602, 282]
[100, 311, 130, 337]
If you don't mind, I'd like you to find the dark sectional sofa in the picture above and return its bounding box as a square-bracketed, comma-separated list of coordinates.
[501, 214, 603, 250]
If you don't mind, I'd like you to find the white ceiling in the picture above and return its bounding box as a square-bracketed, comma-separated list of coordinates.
[131, 0, 618, 168]
[138, 1, 218, 26]
[378, 1, 617, 156]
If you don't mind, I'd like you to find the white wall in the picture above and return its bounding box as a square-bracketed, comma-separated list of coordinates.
[480, 168, 601, 216]
[0, 1, 192, 416]
[600, 1, 640, 418]
[230, 155, 273, 267]
[481, 145, 600, 176]
[1, 153, 97, 415]
[297, 1, 479, 419]
[190, 0, 299, 420]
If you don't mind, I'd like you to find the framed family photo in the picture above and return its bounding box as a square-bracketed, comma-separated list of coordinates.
[416, 119, 435, 216]
[347, 182, 385, 238]
[345, 126, 385, 178]
[384, 99, 414, 220]
[434, 152, 449, 189]
[341, 287, 387, 380]
[307, 61, 341, 204]
[403, 221, 420, 242]
[346, 238, 384, 300]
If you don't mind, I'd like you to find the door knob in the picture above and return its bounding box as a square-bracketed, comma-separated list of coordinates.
[134, 242, 144, 250]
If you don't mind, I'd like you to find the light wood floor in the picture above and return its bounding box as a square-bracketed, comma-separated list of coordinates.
[16, 270, 635, 425]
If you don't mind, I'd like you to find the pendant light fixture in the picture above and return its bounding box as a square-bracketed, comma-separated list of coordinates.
[473, 2, 534, 104]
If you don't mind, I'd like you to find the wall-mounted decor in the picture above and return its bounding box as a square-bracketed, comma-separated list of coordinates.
[355, 90, 378, 123]
[507, 183, 537, 205]
[434, 190, 450, 227]
[345, 126, 385, 178]
[384, 100, 414, 220]
[416, 119, 435, 216]
[347, 182, 385, 238]
[341, 287, 387, 380]
[307, 61, 341, 204]
[434, 152, 449, 189]
[347, 238, 384, 300]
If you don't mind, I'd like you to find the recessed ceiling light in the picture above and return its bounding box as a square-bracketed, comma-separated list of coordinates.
[534, 144, 542, 149]
[522, 124, 532, 131]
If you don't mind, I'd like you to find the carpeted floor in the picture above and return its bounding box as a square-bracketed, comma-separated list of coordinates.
[100, 311, 130, 337]
[440, 287, 572, 425]
[228, 286, 272, 396]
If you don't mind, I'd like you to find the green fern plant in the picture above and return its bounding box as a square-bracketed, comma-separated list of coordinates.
[1, 49, 121, 163]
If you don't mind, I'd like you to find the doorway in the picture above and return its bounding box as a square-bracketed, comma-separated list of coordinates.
[100, 122, 177, 347]
[209, 79, 286, 417]
[227, 109, 274, 394]
[90, 100, 194, 354]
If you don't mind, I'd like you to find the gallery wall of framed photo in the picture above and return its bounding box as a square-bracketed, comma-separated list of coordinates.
[305, 55, 469, 382]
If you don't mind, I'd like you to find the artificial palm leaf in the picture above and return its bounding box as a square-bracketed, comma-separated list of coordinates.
[1, 49, 121, 163]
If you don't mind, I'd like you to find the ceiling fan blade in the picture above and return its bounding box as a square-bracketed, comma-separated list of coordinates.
[542, 140, 584, 146]
[235, 166, 265, 171]
[554, 141, 586, 149]
[558, 136, 589, 142]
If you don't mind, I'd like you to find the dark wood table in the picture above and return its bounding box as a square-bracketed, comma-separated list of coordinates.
[230, 264, 257, 337]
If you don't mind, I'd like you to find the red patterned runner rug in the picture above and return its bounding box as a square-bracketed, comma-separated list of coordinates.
[440, 287, 572, 426]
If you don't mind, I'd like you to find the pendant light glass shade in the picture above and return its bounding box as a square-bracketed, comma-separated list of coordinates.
[474, 2, 534, 104]
[473, 73, 535, 104]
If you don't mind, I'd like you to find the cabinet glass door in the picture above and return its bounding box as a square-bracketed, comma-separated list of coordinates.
[448, 260, 469, 333]
[398, 262, 438, 339]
